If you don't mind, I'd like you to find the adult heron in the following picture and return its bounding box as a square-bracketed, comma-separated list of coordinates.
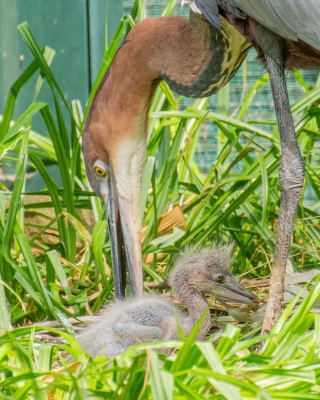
[83, 1, 320, 333]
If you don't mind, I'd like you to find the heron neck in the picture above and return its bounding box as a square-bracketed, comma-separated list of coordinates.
[93, 11, 249, 134]
[173, 280, 211, 339]
[85, 12, 248, 223]
[186, 292, 211, 339]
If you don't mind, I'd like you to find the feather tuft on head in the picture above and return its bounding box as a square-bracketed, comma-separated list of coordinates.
[169, 242, 234, 288]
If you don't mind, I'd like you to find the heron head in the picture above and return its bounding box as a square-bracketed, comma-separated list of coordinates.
[82, 113, 144, 298]
[171, 243, 256, 304]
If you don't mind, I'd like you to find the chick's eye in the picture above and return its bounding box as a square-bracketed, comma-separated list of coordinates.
[94, 165, 107, 177]
[213, 273, 224, 282]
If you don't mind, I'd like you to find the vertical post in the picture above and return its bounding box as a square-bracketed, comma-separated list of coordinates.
[106, 0, 124, 45]
[87, 0, 123, 88]
[0, 0, 19, 114]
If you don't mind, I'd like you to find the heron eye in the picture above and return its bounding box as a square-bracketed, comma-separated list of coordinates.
[94, 165, 107, 177]
[213, 273, 224, 282]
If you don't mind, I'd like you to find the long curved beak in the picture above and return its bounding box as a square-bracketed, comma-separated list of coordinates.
[211, 277, 256, 305]
[102, 161, 143, 299]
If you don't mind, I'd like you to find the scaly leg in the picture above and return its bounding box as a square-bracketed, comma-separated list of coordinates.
[262, 55, 305, 334]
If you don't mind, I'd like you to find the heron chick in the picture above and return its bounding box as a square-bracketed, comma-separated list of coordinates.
[78, 244, 256, 358]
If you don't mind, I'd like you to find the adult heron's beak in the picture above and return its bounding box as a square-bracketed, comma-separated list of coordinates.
[101, 161, 143, 299]
[211, 276, 256, 304]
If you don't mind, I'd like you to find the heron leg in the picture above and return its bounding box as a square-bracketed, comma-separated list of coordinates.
[262, 55, 305, 334]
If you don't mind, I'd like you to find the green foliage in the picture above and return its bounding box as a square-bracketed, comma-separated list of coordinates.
[0, 0, 320, 397]
[1, 280, 320, 398]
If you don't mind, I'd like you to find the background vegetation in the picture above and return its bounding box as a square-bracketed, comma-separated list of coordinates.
[0, 0, 320, 398]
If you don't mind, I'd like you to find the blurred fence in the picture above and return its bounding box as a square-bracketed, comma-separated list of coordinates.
[124, 0, 319, 175]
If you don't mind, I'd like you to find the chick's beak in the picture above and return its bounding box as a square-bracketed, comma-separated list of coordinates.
[210, 276, 256, 305]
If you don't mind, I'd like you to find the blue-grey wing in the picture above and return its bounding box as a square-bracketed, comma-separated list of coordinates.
[192, 0, 221, 29]
[269, 0, 320, 50]
[194, 0, 320, 50]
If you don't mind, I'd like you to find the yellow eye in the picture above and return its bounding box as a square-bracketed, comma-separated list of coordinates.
[94, 165, 107, 177]
[213, 273, 224, 283]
